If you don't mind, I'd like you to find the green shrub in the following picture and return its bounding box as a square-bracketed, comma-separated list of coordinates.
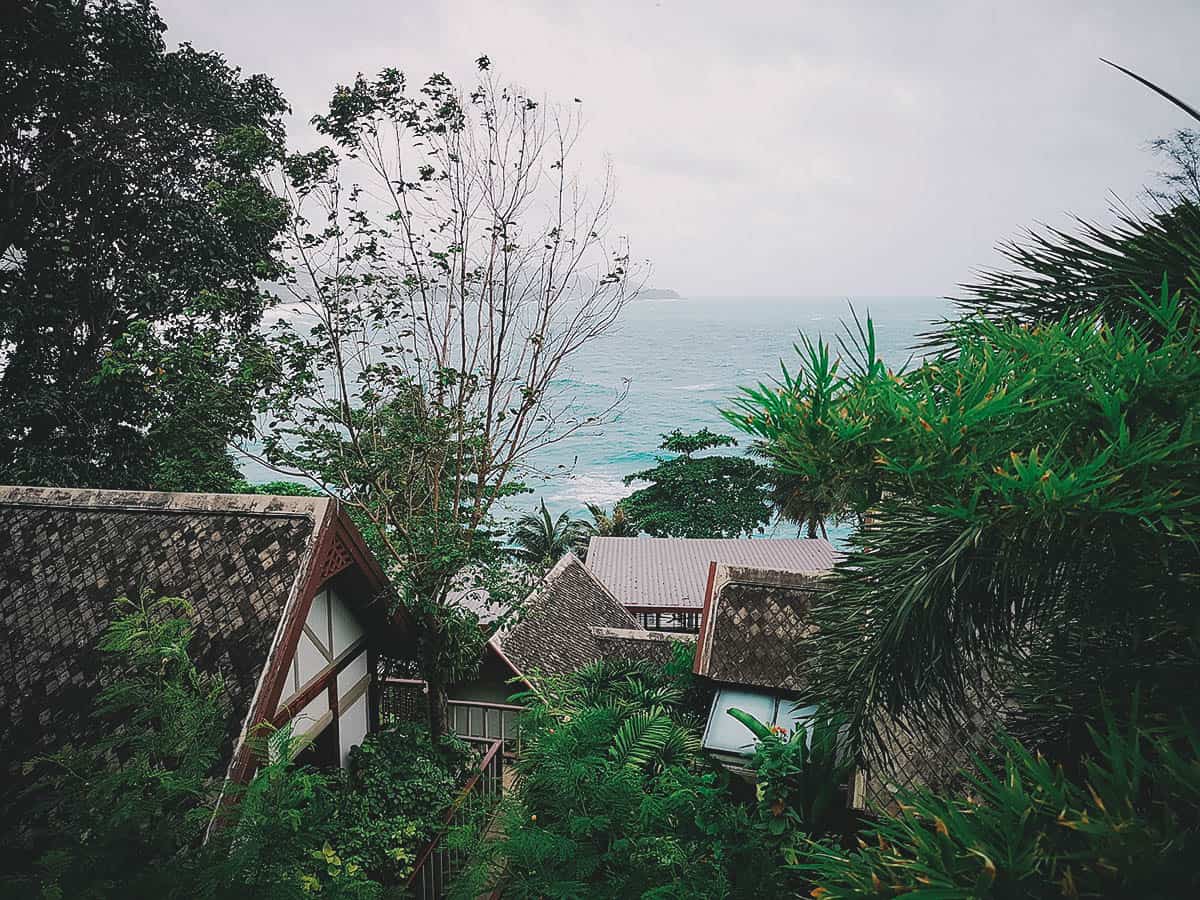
[2, 594, 228, 899]
[0, 598, 477, 899]
[730, 708, 857, 839]
[334, 722, 477, 883]
[219, 730, 381, 900]
[457, 659, 791, 899]
[799, 714, 1200, 898]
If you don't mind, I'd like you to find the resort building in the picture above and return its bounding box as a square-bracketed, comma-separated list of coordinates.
[585, 535, 838, 632]
[0, 486, 413, 804]
[688, 560, 1000, 813]
[387, 552, 655, 752]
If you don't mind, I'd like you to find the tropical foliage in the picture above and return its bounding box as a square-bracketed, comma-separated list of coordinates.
[727, 86, 1200, 896]
[453, 655, 791, 899]
[728, 708, 856, 838]
[334, 722, 477, 885]
[729, 280, 1200, 759]
[800, 714, 1200, 898]
[508, 500, 592, 571]
[0, 0, 289, 492]
[0, 597, 474, 899]
[619, 428, 774, 538]
[584, 502, 641, 538]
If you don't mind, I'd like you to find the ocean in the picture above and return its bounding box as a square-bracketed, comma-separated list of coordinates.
[246, 295, 956, 539]
[502, 295, 955, 534]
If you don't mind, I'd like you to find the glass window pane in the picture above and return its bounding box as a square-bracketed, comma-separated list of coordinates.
[775, 701, 819, 743]
[702, 689, 777, 756]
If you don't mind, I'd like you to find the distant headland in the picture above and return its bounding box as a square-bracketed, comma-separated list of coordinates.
[636, 288, 683, 300]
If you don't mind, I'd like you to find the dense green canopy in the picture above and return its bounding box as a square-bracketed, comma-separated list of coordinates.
[619, 428, 774, 538]
[731, 278, 1200, 757]
[0, 0, 289, 490]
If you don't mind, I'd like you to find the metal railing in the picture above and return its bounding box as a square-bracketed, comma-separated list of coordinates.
[407, 737, 505, 900]
[379, 677, 522, 759]
[448, 699, 522, 759]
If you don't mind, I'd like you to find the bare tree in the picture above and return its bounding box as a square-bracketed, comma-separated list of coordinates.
[1149, 128, 1200, 204]
[253, 59, 639, 737]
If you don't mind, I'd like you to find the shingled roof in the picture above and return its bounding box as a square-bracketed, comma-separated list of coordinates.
[690, 560, 1008, 812]
[693, 563, 826, 692]
[0, 486, 394, 794]
[586, 537, 837, 611]
[491, 553, 643, 678]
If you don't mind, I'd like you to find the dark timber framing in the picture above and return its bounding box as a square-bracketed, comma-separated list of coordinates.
[225, 501, 401, 787]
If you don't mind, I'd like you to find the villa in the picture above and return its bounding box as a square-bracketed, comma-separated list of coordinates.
[0, 486, 413, 799]
[585, 535, 838, 632]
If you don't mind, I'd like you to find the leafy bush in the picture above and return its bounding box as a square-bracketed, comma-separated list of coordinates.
[799, 714, 1200, 898]
[1, 594, 228, 899]
[455, 658, 791, 899]
[219, 731, 381, 900]
[0, 597, 475, 899]
[334, 722, 477, 883]
[730, 708, 857, 839]
[731, 280, 1200, 766]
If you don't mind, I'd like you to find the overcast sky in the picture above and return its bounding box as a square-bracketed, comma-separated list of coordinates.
[160, 0, 1199, 298]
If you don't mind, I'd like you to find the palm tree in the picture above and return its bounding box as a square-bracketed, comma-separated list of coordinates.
[584, 502, 640, 538]
[509, 501, 591, 571]
[750, 442, 833, 539]
[767, 469, 829, 539]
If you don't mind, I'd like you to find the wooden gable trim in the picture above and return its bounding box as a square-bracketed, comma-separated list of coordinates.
[693, 561, 719, 677]
[271, 635, 368, 728]
[485, 638, 535, 691]
[225, 502, 341, 786]
[224, 500, 408, 790]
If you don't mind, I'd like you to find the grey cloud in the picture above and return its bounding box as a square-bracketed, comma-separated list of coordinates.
[160, 0, 1200, 297]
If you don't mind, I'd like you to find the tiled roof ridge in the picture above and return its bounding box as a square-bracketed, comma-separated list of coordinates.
[0, 485, 329, 520]
[518, 552, 642, 631]
[721, 565, 830, 588]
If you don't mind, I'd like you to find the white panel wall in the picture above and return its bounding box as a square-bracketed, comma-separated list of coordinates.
[275, 585, 374, 766]
[295, 691, 330, 737]
[339, 691, 369, 767]
[295, 631, 327, 687]
[307, 590, 331, 654]
[337, 650, 369, 698]
[329, 588, 363, 655]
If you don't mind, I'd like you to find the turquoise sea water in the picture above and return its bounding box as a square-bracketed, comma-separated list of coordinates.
[245, 295, 955, 538]
[506, 295, 955, 531]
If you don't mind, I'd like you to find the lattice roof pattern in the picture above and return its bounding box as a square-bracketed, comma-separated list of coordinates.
[694, 565, 824, 691]
[494, 554, 643, 677]
[0, 487, 328, 787]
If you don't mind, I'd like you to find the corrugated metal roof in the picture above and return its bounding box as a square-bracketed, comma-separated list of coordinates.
[585, 537, 838, 610]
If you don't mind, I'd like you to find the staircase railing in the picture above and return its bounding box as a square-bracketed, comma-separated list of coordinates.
[406, 737, 504, 900]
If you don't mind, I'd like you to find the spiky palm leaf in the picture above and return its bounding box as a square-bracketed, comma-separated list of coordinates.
[584, 502, 640, 537]
[508, 500, 590, 569]
[609, 712, 678, 770]
[731, 280, 1200, 762]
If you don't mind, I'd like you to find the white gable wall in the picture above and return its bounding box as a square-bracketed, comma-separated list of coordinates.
[339, 691, 369, 765]
[279, 586, 373, 766]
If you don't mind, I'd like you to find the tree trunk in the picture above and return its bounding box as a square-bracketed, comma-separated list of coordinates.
[806, 517, 820, 539]
[427, 674, 450, 742]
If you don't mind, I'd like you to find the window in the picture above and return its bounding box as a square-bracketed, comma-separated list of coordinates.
[637, 611, 701, 633]
[701, 689, 818, 756]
